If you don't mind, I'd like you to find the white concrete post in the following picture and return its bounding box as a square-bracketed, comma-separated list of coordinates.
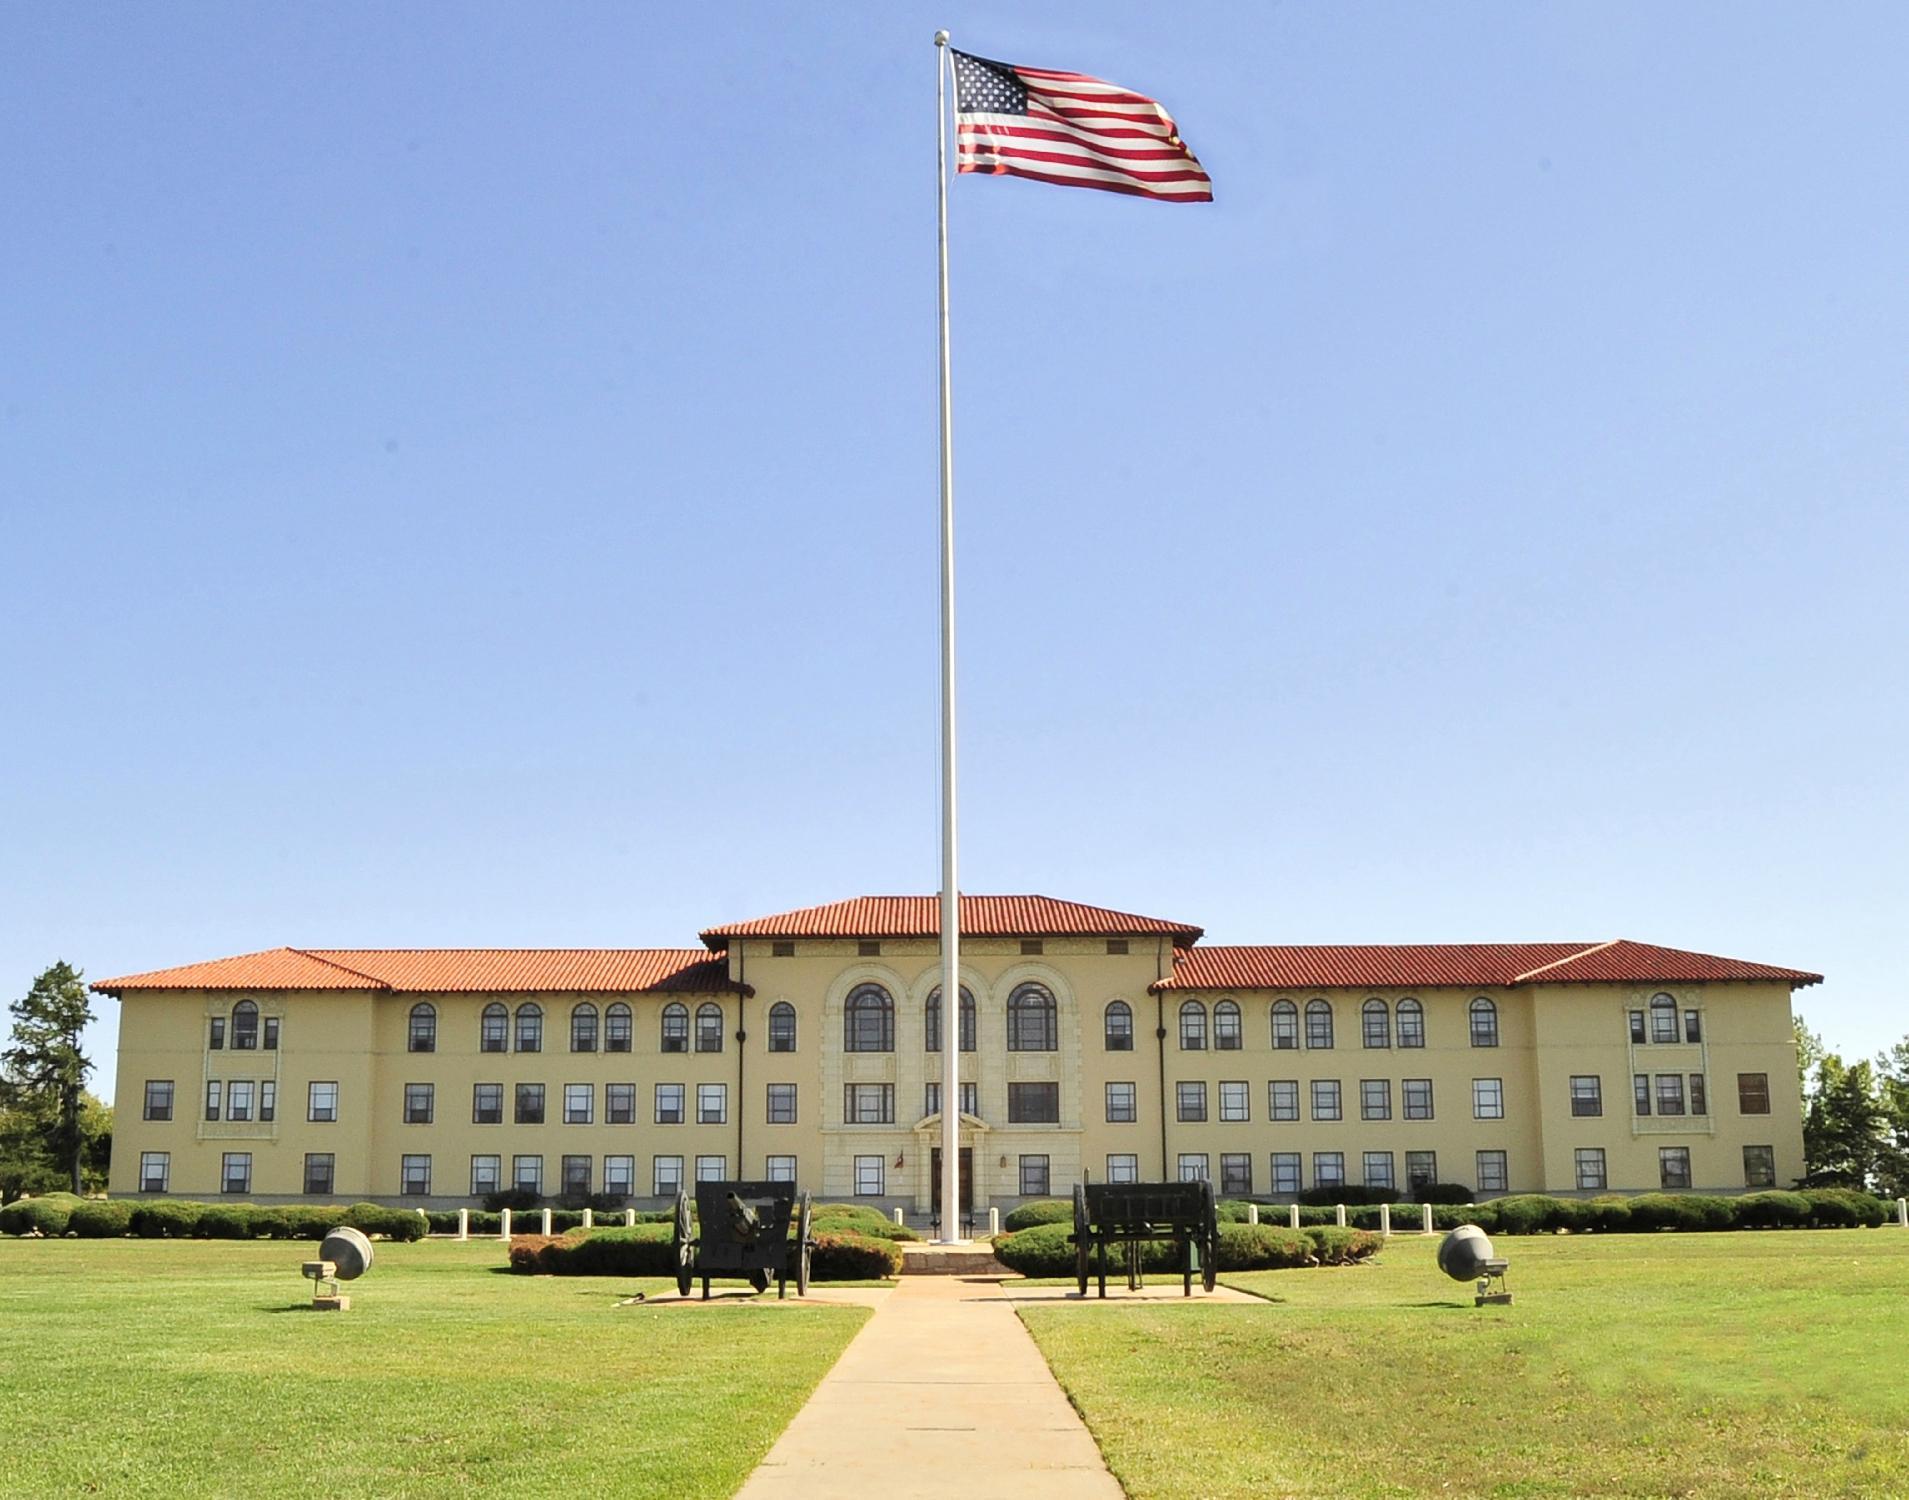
[500, 1207, 512, 1239]
[417, 1208, 430, 1234]
[624, 1208, 636, 1228]
[893, 1206, 905, 1225]
[1897, 1197, 1907, 1228]
[988, 1206, 1000, 1236]
[1288, 1204, 1300, 1230]
[1335, 1204, 1347, 1228]
[540, 1208, 553, 1237]
[582, 1208, 593, 1230]
[1247, 1203, 1259, 1225]
[1379, 1203, 1391, 1237]
[1421, 1203, 1434, 1235]
[456, 1208, 469, 1242]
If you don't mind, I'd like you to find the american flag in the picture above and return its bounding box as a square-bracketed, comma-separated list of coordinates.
[951, 50, 1212, 203]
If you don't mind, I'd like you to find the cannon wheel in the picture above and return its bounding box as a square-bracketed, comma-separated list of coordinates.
[673, 1188, 694, 1298]
[1073, 1183, 1090, 1296]
[794, 1192, 813, 1298]
[1200, 1179, 1219, 1292]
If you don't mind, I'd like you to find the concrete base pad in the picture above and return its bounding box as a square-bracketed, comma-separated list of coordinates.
[310, 1295, 349, 1312]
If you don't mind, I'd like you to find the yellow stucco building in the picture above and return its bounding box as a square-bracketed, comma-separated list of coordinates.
[96, 895, 1819, 1213]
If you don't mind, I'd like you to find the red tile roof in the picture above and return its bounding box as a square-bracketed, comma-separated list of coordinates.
[1154, 941, 1820, 992]
[700, 895, 1203, 949]
[92, 948, 741, 996]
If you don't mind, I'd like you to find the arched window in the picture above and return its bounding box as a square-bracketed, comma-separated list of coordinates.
[515, 1002, 543, 1053]
[1179, 1000, 1208, 1051]
[1649, 992, 1678, 1044]
[1469, 997, 1499, 1048]
[231, 999, 259, 1051]
[696, 1002, 725, 1053]
[408, 1002, 437, 1054]
[1396, 997, 1424, 1049]
[844, 984, 894, 1052]
[1008, 983, 1058, 1052]
[661, 1002, 689, 1053]
[1362, 998, 1390, 1049]
[1305, 999, 1334, 1049]
[570, 1003, 598, 1053]
[1104, 1000, 1134, 1051]
[1214, 999, 1242, 1050]
[925, 986, 975, 1052]
[1271, 1000, 1299, 1050]
[768, 1001, 797, 1053]
[481, 1002, 508, 1052]
[605, 1002, 632, 1053]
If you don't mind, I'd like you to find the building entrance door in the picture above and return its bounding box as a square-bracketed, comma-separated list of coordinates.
[930, 1147, 973, 1213]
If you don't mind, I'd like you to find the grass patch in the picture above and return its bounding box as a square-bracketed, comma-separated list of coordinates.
[0, 1237, 867, 1497]
[1021, 1229, 1909, 1497]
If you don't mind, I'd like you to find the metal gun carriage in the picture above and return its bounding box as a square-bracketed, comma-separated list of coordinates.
[1069, 1178, 1220, 1297]
[671, 1180, 815, 1299]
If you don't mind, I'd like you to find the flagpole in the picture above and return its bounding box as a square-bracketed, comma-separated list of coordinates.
[933, 28, 964, 1245]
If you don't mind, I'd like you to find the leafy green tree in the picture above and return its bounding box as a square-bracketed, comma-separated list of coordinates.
[3, 962, 94, 1195]
[1793, 1013, 1825, 1108]
[1803, 1054, 1885, 1189]
[1875, 1037, 1909, 1200]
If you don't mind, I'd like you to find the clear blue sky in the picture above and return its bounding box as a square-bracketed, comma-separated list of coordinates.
[4, 4, 1904, 1101]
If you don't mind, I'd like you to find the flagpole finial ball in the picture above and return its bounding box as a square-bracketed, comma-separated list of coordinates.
[934, 31, 949, 47]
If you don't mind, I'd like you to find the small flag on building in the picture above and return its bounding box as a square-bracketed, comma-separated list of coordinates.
[951, 49, 1212, 203]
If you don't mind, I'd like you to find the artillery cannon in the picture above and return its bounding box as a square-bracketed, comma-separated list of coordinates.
[672, 1180, 815, 1299]
[1070, 1178, 1220, 1297]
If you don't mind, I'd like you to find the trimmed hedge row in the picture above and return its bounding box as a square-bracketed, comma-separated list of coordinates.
[0, 1193, 86, 1236]
[507, 1224, 904, 1281]
[88, 1201, 432, 1241]
[991, 1221, 1383, 1277]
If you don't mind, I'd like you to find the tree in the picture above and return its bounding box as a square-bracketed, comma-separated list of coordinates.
[1875, 1036, 1909, 1201]
[1803, 1053, 1885, 1189]
[3, 962, 94, 1195]
[1794, 1013, 1825, 1108]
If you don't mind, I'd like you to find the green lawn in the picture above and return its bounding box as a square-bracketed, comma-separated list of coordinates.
[1021, 1229, 1909, 1498]
[0, 1237, 868, 1498]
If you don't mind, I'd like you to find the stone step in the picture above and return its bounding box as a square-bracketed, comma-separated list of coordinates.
[899, 1242, 1008, 1276]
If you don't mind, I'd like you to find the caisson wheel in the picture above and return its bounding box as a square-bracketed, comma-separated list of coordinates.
[673, 1188, 694, 1298]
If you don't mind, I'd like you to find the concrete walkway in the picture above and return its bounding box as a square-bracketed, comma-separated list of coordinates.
[734, 1275, 1131, 1498]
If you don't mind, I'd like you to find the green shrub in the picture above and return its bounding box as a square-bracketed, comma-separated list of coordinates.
[484, 1188, 543, 1212]
[1297, 1184, 1400, 1206]
[1303, 1226, 1385, 1264]
[1488, 1194, 1572, 1234]
[246, 1209, 294, 1240]
[1802, 1188, 1887, 1228]
[1733, 1190, 1812, 1229]
[810, 1231, 902, 1279]
[510, 1224, 677, 1276]
[1217, 1224, 1319, 1269]
[1621, 1194, 1724, 1232]
[339, 1202, 428, 1242]
[197, 1206, 252, 1239]
[67, 1200, 134, 1238]
[994, 1223, 1181, 1278]
[1411, 1182, 1475, 1205]
[809, 1204, 919, 1241]
[1003, 1200, 1074, 1232]
[128, 1201, 205, 1238]
[993, 1220, 1382, 1277]
[1583, 1197, 1632, 1233]
[0, 1196, 79, 1236]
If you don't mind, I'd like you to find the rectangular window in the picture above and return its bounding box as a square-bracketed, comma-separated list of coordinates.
[1311, 1079, 1342, 1121]
[1106, 1152, 1139, 1184]
[765, 1155, 797, 1183]
[1652, 1003, 1680, 1044]
[1629, 1009, 1646, 1043]
[1362, 1151, 1394, 1190]
[1312, 1151, 1345, 1188]
[1402, 1078, 1434, 1121]
[470, 1155, 500, 1197]
[1684, 1010, 1702, 1044]
[1655, 1074, 1686, 1116]
[562, 1155, 591, 1196]
[308, 1080, 337, 1123]
[654, 1084, 684, 1125]
[924, 1081, 978, 1118]
[1176, 1081, 1208, 1123]
[606, 1083, 636, 1124]
[696, 1155, 727, 1183]
[1019, 1155, 1051, 1197]
[845, 1083, 894, 1124]
[1219, 1080, 1250, 1122]
[259, 1081, 276, 1123]
[696, 1083, 727, 1125]
[221, 1152, 251, 1195]
[204, 1079, 222, 1122]
[208, 1016, 225, 1050]
[1269, 1080, 1300, 1121]
[1107, 938, 1129, 955]
[514, 1155, 544, 1194]
[304, 1153, 334, 1195]
[1475, 1149, 1508, 1193]
[854, 1155, 885, 1196]
[1306, 1005, 1334, 1049]
[401, 1154, 431, 1196]
[603, 1155, 635, 1195]
[404, 1083, 434, 1125]
[1009, 1081, 1061, 1124]
[1737, 1072, 1771, 1114]
[516, 1083, 546, 1125]
[1360, 1079, 1391, 1121]
[766, 1083, 798, 1124]
[858, 939, 882, 957]
[1105, 1081, 1137, 1123]
[473, 1083, 504, 1124]
[1177, 1152, 1210, 1183]
[652, 1155, 682, 1195]
[1020, 939, 1044, 956]
[1659, 1146, 1691, 1189]
[1405, 1151, 1437, 1190]
[1689, 1074, 1707, 1116]
[1569, 1075, 1603, 1117]
[565, 1083, 595, 1125]
[1271, 1152, 1301, 1195]
[1220, 1153, 1253, 1196]
[143, 1080, 174, 1122]
[1743, 1145, 1776, 1188]
[1575, 1147, 1606, 1190]
[263, 1016, 280, 1051]
[139, 1151, 170, 1193]
[771, 940, 796, 957]
[228, 1080, 254, 1122]
[1634, 1074, 1651, 1116]
[1472, 1078, 1503, 1120]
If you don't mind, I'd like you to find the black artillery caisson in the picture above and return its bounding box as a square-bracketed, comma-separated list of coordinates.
[672, 1180, 815, 1300]
[1070, 1179, 1221, 1298]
